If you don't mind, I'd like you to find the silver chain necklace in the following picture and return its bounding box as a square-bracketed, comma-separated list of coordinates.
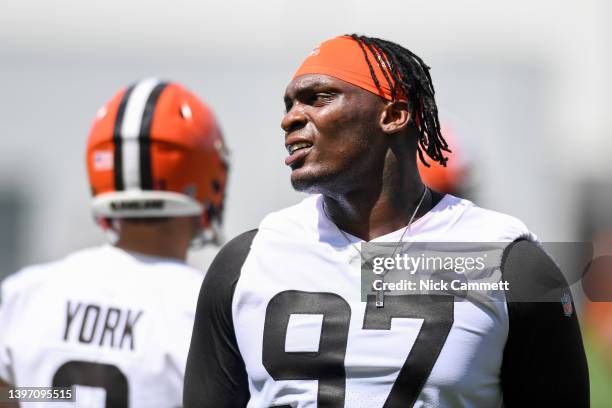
[323, 186, 429, 308]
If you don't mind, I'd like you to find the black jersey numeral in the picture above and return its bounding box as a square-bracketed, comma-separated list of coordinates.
[262, 291, 454, 408]
[52, 361, 128, 407]
[263, 291, 351, 408]
[363, 294, 454, 407]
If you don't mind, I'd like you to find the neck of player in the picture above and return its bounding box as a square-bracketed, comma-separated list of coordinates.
[114, 217, 198, 261]
[323, 152, 435, 242]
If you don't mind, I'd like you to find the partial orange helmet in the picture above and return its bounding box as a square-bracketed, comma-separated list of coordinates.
[86, 78, 229, 244]
[418, 125, 467, 194]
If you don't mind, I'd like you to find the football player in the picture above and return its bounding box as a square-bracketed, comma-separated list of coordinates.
[184, 35, 588, 407]
[417, 126, 468, 197]
[0, 78, 228, 407]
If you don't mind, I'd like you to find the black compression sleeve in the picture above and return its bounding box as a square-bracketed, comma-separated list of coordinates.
[184, 230, 258, 408]
[500, 239, 589, 407]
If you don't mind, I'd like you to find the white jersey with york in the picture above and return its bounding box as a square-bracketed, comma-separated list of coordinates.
[0, 245, 203, 408]
[232, 194, 535, 408]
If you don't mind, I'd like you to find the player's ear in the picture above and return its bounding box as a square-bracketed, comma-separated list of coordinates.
[379, 100, 411, 135]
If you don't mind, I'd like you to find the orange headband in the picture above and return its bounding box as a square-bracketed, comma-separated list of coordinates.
[293, 35, 401, 101]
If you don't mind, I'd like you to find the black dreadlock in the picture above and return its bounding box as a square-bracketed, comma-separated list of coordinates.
[348, 34, 450, 167]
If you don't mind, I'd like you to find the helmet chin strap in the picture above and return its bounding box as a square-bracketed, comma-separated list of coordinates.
[190, 212, 224, 249]
[96, 217, 121, 245]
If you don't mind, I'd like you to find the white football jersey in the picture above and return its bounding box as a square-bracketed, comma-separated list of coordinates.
[233, 194, 534, 408]
[185, 193, 590, 408]
[0, 245, 203, 408]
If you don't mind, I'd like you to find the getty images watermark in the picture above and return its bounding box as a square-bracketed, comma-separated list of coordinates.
[360, 242, 603, 303]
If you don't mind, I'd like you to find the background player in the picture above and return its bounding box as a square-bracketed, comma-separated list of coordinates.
[417, 126, 469, 197]
[185, 35, 588, 407]
[0, 78, 228, 407]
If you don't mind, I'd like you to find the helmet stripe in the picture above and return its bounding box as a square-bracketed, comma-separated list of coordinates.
[118, 78, 161, 190]
[112, 84, 135, 191]
[139, 82, 169, 190]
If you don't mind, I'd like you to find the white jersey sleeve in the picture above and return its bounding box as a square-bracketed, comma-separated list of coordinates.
[0, 274, 20, 384]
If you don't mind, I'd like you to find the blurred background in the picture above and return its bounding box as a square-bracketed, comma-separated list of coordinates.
[0, 0, 611, 403]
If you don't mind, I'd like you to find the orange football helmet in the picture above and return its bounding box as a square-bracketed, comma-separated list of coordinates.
[417, 126, 466, 195]
[86, 78, 229, 244]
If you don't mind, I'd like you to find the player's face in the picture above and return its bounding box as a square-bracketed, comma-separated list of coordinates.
[282, 74, 387, 195]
